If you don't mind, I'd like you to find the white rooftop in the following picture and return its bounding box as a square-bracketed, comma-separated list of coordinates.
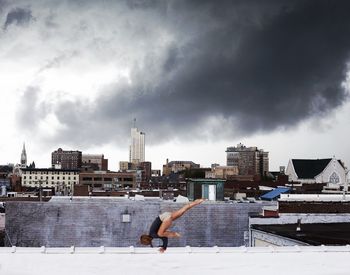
[279, 194, 350, 201]
[0, 246, 349, 275]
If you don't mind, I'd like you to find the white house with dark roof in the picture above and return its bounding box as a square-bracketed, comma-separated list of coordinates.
[286, 157, 347, 187]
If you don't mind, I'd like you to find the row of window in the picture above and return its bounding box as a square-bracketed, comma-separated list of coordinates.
[23, 176, 77, 180]
[23, 181, 77, 186]
[81, 177, 133, 181]
[26, 171, 78, 175]
[81, 177, 114, 181]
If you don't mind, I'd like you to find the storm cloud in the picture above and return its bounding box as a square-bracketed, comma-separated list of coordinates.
[3, 7, 33, 29]
[13, 0, 350, 147]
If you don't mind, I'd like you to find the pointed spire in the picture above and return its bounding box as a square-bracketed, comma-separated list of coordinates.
[21, 142, 27, 166]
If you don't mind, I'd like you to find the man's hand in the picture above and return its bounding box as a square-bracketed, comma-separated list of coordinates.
[159, 247, 166, 253]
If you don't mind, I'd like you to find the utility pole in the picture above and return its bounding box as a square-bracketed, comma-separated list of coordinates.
[343, 168, 349, 201]
[39, 180, 42, 202]
[70, 181, 73, 201]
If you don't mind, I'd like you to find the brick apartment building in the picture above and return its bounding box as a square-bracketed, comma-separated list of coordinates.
[82, 154, 108, 171]
[51, 148, 82, 170]
[162, 160, 200, 176]
[21, 167, 79, 194]
[226, 143, 269, 177]
[79, 171, 136, 190]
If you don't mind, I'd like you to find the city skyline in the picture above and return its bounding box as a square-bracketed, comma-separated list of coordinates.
[1, 1, 350, 171]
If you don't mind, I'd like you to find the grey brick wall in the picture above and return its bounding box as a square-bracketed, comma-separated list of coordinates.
[5, 199, 274, 247]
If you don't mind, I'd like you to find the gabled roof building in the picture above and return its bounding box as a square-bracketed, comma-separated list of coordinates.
[286, 157, 347, 186]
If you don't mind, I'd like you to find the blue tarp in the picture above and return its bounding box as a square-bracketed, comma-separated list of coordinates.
[260, 187, 290, 200]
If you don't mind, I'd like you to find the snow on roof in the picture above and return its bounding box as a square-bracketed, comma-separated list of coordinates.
[0, 246, 349, 275]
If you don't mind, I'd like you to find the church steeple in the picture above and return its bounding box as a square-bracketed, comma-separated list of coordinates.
[21, 142, 27, 167]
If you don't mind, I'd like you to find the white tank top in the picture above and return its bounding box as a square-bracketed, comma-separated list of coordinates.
[159, 212, 171, 221]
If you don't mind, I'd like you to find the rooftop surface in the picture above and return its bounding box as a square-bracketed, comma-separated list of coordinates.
[0, 246, 349, 275]
[279, 194, 350, 201]
[252, 223, 350, 245]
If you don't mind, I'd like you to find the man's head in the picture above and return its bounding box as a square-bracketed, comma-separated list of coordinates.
[140, 234, 153, 246]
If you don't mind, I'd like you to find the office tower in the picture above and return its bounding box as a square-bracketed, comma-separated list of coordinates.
[129, 120, 145, 164]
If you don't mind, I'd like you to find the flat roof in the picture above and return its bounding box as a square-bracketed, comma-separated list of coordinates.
[252, 223, 350, 245]
[280, 194, 350, 202]
[22, 168, 80, 172]
[0, 246, 349, 275]
[188, 178, 225, 182]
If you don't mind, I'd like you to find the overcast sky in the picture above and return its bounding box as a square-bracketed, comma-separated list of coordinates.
[1, 0, 350, 171]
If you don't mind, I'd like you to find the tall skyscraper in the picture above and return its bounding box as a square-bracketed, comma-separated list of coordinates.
[226, 143, 269, 177]
[20, 143, 27, 167]
[129, 119, 145, 164]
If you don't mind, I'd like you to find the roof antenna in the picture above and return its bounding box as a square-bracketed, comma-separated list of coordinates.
[133, 118, 136, 128]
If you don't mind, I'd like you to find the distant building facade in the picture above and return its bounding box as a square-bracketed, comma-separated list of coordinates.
[79, 171, 136, 190]
[138, 161, 152, 185]
[129, 122, 145, 164]
[163, 160, 200, 176]
[205, 166, 239, 179]
[21, 168, 79, 194]
[226, 143, 269, 177]
[52, 148, 82, 170]
[82, 154, 108, 171]
[119, 161, 132, 171]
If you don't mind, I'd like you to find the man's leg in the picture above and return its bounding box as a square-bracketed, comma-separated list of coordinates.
[171, 198, 205, 220]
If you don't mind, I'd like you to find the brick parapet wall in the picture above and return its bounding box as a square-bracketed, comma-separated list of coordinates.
[5, 200, 273, 247]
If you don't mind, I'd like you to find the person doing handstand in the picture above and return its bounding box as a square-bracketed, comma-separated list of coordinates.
[140, 198, 205, 253]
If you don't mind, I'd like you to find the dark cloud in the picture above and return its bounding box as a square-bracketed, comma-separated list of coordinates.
[4, 7, 33, 29]
[16, 0, 350, 147]
[97, 0, 350, 142]
[126, 0, 166, 10]
[0, 0, 7, 11]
